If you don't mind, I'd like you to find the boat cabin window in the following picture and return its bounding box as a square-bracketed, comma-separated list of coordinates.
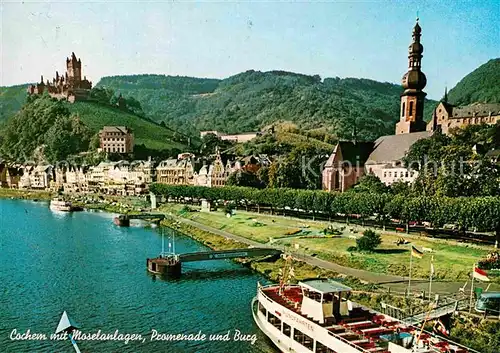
[293, 328, 314, 351]
[258, 302, 267, 317]
[282, 322, 291, 337]
[315, 341, 337, 353]
[303, 288, 323, 303]
[267, 312, 281, 330]
[323, 293, 333, 303]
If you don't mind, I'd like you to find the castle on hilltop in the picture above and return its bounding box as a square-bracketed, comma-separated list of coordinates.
[27, 52, 92, 103]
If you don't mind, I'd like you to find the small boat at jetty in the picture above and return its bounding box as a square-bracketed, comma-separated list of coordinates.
[146, 228, 181, 277]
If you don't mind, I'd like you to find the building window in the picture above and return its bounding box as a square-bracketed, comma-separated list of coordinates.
[293, 328, 313, 351]
[383, 172, 387, 178]
[409, 101, 414, 116]
[402, 102, 405, 117]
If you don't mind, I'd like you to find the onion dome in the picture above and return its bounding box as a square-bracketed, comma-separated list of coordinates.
[402, 70, 427, 90]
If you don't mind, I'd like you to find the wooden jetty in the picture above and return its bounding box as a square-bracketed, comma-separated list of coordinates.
[147, 247, 281, 278]
[114, 213, 166, 227]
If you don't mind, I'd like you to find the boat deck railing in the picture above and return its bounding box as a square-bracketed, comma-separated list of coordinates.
[258, 284, 472, 353]
[258, 285, 375, 353]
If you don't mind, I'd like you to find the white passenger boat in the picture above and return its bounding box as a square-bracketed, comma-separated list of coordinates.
[50, 198, 74, 212]
[252, 278, 470, 353]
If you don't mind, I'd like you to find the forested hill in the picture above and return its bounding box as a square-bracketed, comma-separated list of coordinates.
[97, 71, 437, 141]
[447, 58, 500, 106]
[0, 84, 29, 124]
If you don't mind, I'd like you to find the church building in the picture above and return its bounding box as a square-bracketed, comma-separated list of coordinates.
[323, 19, 433, 192]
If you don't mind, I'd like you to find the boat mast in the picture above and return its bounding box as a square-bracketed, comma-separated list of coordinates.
[161, 228, 165, 256]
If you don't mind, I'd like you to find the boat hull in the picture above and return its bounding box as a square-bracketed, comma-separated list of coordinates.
[251, 297, 291, 353]
[50, 205, 73, 212]
[146, 257, 181, 278]
[114, 216, 130, 227]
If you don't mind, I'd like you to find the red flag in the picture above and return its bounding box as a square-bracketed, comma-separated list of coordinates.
[473, 267, 490, 282]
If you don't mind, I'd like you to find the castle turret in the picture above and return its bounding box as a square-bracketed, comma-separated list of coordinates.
[67, 52, 82, 85]
[396, 18, 427, 135]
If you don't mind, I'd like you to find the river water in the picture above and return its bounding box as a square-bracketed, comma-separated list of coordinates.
[0, 199, 277, 353]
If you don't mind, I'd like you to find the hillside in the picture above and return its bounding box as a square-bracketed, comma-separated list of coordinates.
[67, 102, 188, 151]
[0, 95, 189, 162]
[447, 58, 500, 105]
[0, 84, 28, 124]
[97, 71, 437, 141]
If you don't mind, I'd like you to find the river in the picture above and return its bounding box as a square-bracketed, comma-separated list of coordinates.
[0, 199, 277, 352]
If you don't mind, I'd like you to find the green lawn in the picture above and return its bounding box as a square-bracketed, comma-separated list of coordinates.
[166, 204, 492, 281]
[282, 235, 488, 281]
[175, 205, 330, 243]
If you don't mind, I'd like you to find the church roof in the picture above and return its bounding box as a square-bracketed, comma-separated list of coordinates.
[450, 103, 500, 119]
[366, 131, 433, 164]
[325, 141, 374, 167]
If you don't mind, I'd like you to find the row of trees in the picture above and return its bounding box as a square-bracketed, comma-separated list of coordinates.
[149, 184, 500, 245]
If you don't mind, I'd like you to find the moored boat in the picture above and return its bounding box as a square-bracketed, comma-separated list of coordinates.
[146, 255, 181, 277]
[252, 278, 470, 353]
[50, 198, 75, 212]
[146, 227, 181, 277]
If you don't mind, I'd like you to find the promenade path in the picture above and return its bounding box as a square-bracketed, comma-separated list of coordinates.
[173, 216, 499, 294]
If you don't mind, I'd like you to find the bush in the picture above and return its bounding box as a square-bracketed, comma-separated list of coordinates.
[356, 229, 381, 252]
[223, 202, 235, 215]
[178, 205, 192, 215]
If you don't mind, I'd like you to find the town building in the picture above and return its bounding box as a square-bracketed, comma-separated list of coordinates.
[130, 158, 156, 184]
[194, 151, 230, 188]
[156, 158, 195, 185]
[0, 162, 22, 189]
[364, 131, 430, 185]
[64, 166, 89, 193]
[98, 126, 134, 154]
[200, 130, 260, 143]
[19, 165, 54, 190]
[27, 52, 92, 102]
[427, 100, 500, 135]
[322, 19, 432, 192]
[322, 142, 374, 192]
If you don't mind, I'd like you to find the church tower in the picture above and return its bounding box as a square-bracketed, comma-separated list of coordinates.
[395, 19, 427, 135]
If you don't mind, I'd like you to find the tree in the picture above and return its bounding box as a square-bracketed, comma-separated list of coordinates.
[356, 229, 382, 252]
[90, 87, 115, 105]
[351, 174, 389, 194]
[199, 133, 232, 156]
[226, 170, 264, 188]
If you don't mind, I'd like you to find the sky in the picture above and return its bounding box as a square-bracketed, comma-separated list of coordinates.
[1, 0, 499, 99]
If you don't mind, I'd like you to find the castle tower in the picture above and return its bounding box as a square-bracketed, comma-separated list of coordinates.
[396, 19, 427, 135]
[66, 52, 82, 86]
